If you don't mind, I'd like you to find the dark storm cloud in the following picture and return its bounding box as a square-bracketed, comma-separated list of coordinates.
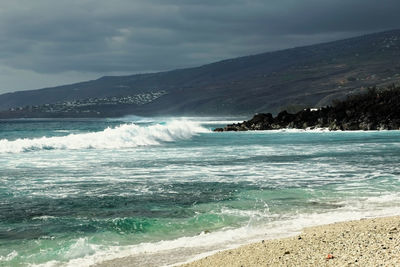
[0, 0, 400, 92]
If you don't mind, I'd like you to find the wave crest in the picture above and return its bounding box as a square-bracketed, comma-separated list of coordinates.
[0, 120, 209, 153]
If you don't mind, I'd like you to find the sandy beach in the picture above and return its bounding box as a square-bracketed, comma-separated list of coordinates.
[94, 216, 400, 267]
[179, 216, 400, 267]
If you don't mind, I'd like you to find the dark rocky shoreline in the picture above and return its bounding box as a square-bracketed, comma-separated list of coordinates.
[215, 86, 400, 131]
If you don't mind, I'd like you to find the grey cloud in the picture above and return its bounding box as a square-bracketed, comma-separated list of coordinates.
[0, 0, 399, 92]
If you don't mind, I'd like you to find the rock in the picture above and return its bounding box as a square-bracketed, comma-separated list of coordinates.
[224, 125, 239, 131]
[213, 86, 400, 132]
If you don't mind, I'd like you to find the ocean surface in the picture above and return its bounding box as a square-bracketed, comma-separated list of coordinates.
[1, 117, 400, 266]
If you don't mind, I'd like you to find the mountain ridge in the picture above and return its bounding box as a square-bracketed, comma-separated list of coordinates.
[1, 29, 400, 118]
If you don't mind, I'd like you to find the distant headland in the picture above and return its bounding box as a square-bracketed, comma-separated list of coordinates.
[215, 85, 400, 131]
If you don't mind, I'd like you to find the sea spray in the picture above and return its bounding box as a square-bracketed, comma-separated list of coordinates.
[0, 120, 209, 153]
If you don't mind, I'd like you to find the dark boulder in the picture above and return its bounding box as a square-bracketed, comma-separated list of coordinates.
[214, 85, 400, 132]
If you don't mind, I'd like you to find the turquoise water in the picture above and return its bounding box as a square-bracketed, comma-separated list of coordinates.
[1, 117, 400, 266]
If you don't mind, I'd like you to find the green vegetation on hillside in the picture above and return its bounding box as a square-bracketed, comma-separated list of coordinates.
[217, 84, 400, 131]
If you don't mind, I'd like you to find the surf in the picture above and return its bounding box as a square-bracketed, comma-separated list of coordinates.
[0, 120, 209, 153]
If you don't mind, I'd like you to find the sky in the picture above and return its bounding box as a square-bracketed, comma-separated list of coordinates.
[0, 0, 400, 94]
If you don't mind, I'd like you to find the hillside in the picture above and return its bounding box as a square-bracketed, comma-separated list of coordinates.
[1, 29, 400, 118]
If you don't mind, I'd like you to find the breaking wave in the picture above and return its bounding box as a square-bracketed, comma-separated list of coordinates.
[0, 120, 209, 153]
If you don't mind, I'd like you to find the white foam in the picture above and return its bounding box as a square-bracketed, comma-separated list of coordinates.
[243, 128, 400, 133]
[0, 120, 209, 153]
[30, 197, 400, 267]
[0, 250, 18, 262]
[64, 238, 97, 260]
[32, 215, 57, 221]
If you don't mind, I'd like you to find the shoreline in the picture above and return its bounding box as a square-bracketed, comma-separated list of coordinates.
[178, 216, 400, 266]
[92, 214, 400, 267]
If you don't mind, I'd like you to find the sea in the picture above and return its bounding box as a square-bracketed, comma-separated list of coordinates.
[1, 117, 400, 266]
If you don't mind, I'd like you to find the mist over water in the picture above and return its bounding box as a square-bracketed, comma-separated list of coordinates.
[1, 117, 400, 266]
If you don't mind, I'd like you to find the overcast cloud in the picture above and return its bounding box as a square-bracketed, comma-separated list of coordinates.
[0, 0, 399, 93]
